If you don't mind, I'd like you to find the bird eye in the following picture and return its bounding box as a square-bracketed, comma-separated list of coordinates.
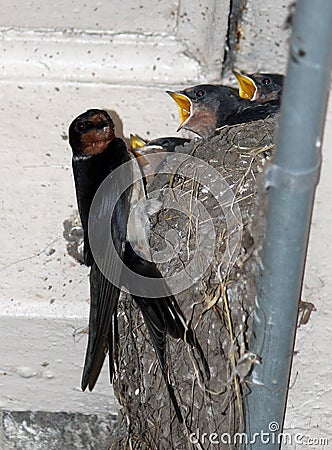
[195, 89, 206, 98]
[262, 77, 271, 86]
[76, 120, 94, 132]
[96, 120, 109, 130]
[76, 121, 86, 132]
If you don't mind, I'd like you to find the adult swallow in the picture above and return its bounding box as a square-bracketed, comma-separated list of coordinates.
[69, 109, 209, 422]
[167, 85, 280, 140]
[130, 134, 190, 181]
[233, 71, 284, 102]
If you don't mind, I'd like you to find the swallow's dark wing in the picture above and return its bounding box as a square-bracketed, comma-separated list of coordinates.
[72, 158, 95, 266]
[80, 140, 132, 391]
[227, 100, 280, 125]
[82, 183, 132, 391]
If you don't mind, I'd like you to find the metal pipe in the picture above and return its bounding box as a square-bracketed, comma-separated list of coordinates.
[245, 1, 332, 448]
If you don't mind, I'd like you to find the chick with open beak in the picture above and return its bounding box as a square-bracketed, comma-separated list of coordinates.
[167, 85, 249, 139]
[167, 82, 281, 140]
[233, 71, 284, 102]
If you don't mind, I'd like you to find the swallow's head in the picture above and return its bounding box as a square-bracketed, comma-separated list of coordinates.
[69, 109, 115, 158]
[248, 73, 284, 102]
[130, 134, 190, 162]
[234, 71, 284, 102]
[130, 134, 189, 180]
[147, 136, 191, 152]
[167, 85, 241, 139]
[130, 133, 165, 173]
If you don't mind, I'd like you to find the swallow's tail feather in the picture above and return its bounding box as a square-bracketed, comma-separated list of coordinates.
[124, 243, 210, 379]
[81, 263, 120, 391]
[124, 243, 210, 420]
[134, 295, 183, 422]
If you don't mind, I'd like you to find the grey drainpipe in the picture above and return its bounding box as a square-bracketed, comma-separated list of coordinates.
[245, 1, 332, 449]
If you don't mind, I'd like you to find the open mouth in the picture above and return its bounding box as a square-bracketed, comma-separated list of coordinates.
[166, 91, 192, 130]
[130, 134, 147, 157]
[129, 135, 164, 170]
[233, 71, 257, 100]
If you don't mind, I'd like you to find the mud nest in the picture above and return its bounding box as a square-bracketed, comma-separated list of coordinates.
[109, 118, 277, 450]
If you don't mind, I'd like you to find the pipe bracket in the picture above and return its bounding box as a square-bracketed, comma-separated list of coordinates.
[264, 161, 321, 192]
